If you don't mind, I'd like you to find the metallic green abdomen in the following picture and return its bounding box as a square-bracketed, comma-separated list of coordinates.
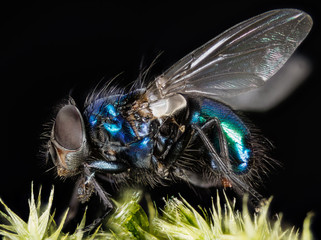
[190, 98, 252, 173]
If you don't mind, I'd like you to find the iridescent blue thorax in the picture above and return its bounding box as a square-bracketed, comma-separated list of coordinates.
[189, 98, 252, 173]
[84, 92, 153, 168]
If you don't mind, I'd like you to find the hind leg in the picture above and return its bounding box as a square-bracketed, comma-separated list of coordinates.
[191, 118, 231, 174]
[173, 118, 231, 187]
[190, 119, 255, 194]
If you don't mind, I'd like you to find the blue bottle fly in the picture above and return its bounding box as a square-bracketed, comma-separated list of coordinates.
[44, 9, 312, 221]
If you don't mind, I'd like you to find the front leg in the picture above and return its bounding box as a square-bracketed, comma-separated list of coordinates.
[78, 164, 114, 209]
[77, 164, 114, 232]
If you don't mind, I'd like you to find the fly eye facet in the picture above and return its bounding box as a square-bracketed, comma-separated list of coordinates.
[54, 105, 84, 150]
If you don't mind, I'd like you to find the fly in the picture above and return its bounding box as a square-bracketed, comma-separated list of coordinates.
[44, 8, 312, 226]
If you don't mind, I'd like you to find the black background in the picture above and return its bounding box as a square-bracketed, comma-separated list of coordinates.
[1, 1, 321, 239]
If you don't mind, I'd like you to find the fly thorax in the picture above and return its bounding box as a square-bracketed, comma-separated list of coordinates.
[86, 94, 155, 169]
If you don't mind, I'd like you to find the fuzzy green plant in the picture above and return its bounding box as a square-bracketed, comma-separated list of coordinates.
[0, 184, 314, 240]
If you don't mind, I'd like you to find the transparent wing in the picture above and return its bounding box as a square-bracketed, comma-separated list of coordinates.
[223, 54, 312, 111]
[146, 9, 312, 104]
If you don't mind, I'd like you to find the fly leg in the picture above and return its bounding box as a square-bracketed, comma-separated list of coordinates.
[78, 163, 117, 208]
[191, 118, 230, 170]
[58, 181, 81, 229]
[60, 172, 113, 232]
[191, 119, 253, 195]
[75, 164, 115, 232]
[191, 120, 231, 175]
[82, 208, 113, 232]
[78, 159, 129, 231]
[170, 118, 230, 187]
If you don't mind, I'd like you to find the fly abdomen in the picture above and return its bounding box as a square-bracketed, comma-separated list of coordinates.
[189, 98, 252, 174]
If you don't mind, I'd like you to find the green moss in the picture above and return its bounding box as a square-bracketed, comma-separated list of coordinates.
[0, 184, 314, 240]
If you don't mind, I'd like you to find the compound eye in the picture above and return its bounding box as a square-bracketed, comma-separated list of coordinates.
[54, 105, 84, 150]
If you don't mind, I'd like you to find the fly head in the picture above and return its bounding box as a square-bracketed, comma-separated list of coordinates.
[48, 104, 89, 177]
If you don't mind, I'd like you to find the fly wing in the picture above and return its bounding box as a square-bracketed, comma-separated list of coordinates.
[146, 9, 312, 105]
[222, 54, 312, 111]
